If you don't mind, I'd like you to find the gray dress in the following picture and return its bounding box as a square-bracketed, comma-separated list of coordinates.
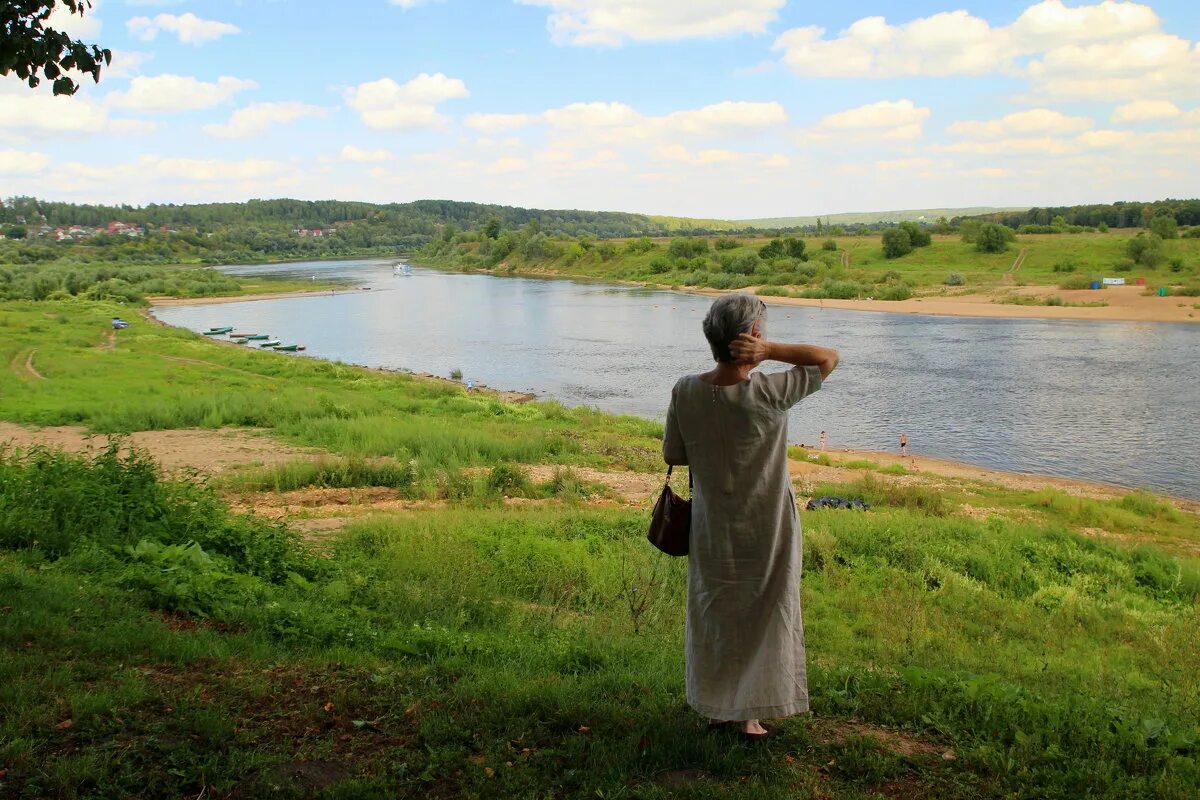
[663, 365, 823, 721]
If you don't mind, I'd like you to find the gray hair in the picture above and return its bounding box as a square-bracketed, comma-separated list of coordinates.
[702, 293, 765, 363]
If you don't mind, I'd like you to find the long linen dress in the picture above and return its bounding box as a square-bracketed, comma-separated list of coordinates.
[662, 365, 822, 721]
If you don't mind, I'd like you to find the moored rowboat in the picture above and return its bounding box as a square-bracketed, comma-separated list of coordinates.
[259, 340, 281, 348]
[275, 344, 306, 352]
[204, 326, 233, 335]
[229, 332, 257, 338]
[245, 334, 270, 340]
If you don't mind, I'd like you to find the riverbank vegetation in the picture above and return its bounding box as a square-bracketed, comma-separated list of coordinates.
[420, 226, 1200, 299]
[1, 299, 1198, 798]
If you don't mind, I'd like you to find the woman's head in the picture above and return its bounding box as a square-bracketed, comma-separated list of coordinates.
[703, 293, 766, 363]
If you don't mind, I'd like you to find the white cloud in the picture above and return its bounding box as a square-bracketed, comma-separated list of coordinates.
[345, 73, 468, 129]
[772, 1, 1197, 101]
[660, 101, 787, 134]
[517, 0, 784, 46]
[940, 136, 1079, 155]
[1111, 100, 1180, 123]
[127, 13, 240, 44]
[947, 109, 1093, 138]
[1077, 130, 1136, 149]
[140, 155, 289, 182]
[0, 80, 155, 138]
[107, 74, 256, 112]
[464, 113, 536, 133]
[802, 99, 929, 143]
[341, 145, 396, 162]
[876, 157, 934, 171]
[484, 157, 528, 174]
[203, 101, 328, 138]
[0, 150, 51, 175]
[45, 0, 102, 38]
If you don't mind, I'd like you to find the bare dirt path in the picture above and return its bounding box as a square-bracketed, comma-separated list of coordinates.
[24, 350, 44, 380]
[0, 423, 312, 473]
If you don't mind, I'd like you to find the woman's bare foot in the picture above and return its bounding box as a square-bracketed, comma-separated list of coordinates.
[742, 719, 767, 735]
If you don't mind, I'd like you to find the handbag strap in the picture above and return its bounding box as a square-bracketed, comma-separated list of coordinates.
[665, 465, 694, 489]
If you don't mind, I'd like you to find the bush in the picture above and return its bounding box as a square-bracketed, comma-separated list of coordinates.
[1044, 295, 1064, 306]
[1058, 275, 1095, 290]
[1169, 258, 1184, 273]
[1183, 226, 1200, 239]
[1052, 260, 1078, 273]
[1112, 259, 1134, 273]
[1127, 233, 1165, 268]
[898, 221, 931, 247]
[1172, 284, 1200, 296]
[821, 280, 864, 299]
[648, 256, 671, 274]
[821, 239, 837, 252]
[714, 237, 739, 250]
[759, 239, 785, 261]
[881, 228, 913, 259]
[485, 463, 533, 497]
[624, 236, 655, 254]
[728, 252, 761, 275]
[876, 283, 913, 301]
[1149, 215, 1179, 240]
[0, 444, 315, 583]
[945, 273, 965, 286]
[668, 238, 707, 259]
[975, 223, 1013, 253]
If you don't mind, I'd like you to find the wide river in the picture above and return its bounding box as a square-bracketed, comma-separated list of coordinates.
[155, 258, 1200, 499]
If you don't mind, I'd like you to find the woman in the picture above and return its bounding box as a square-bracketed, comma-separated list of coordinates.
[663, 294, 839, 738]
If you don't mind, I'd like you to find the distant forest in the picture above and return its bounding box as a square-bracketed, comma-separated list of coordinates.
[962, 199, 1200, 229]
[0, 197, 678, 240]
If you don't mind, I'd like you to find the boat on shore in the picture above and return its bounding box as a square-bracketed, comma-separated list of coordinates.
[245, 334, 270, 340]
[204, 326, 233, 335]
[231, 338, 249, 344]
[275, 344, 306, 352]
[259, 340, 281, 348]
[229, 331, 257, 338]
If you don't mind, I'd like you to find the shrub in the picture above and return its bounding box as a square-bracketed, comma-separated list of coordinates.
[898, 221, 931, 247]
[1183, 226, 1200, 239]
[485, 463, 533, 497]
[784, 237, 807, 259]
[756, 285, 789, 297]
[648, 256, 671, 274]
[1149, 215, 1179, 240]
[1127, 232, 1165, 267]
[728, 252, 761, 275]
[449, 368, 463, 380]
[1097, 221, 1109, 232]
[1044, 295, 1064, 306]
[881, 227, 913, 259]
[821, 280, 864, 299]
[1169, 258, 1184, 273]
[945, 273, 965, 286]
[1052, 260, 1078, 273]
[975, 223, 1013, 253]
[1113, 259, 1135, 273]
[624, 236, 655, 254]
[876, 283, 913, 301]
[668, 238, 707, 259]
[759, 239, 786, 261]
[1058, 275, 1095, 290]
[713, 237, 739, 250]
[1172, 284, 1200, 296]
[821, 239, 838, 251]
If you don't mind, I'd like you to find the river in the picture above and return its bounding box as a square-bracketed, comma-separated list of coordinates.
[154, 258, 1200, 499]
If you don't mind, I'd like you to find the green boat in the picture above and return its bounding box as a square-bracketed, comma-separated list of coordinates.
[275, 344, 306, 352]
[231, 338, 249, 344]
[204, 326, 233, 335]
[245, 334, 270, 341]
[229, 331, 257, 338]
[259, 340, 281, 348]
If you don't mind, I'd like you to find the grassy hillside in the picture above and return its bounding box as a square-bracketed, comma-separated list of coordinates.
[420, 230, 1200, 299]
[739, 207, 1029, 229]
[0, 300, 1198, 798]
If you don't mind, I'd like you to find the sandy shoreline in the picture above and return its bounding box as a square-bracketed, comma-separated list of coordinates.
[148, 289, 366, 307]
[688, 284, 1199, 324]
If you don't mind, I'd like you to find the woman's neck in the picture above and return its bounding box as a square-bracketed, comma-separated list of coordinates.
[701, 361, 753, 386]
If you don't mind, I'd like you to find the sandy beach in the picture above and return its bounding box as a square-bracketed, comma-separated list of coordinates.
[691, 284, 1200, 324]
[148, 288, 362, 307]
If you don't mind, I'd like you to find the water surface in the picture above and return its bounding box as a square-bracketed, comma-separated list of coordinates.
[156, 258, 1200, 499]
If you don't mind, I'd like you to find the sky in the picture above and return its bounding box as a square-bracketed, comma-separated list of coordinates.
[1, 0, 1198, 219]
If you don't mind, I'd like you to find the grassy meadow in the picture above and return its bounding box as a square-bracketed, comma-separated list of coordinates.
[1, 300, 1199, 798]
[420, 230, 1200, 300]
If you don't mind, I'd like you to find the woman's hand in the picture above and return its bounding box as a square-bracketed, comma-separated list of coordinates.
[730, 332, 770, 366]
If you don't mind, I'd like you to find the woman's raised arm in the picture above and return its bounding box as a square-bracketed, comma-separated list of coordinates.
[731, 334, 840, 379]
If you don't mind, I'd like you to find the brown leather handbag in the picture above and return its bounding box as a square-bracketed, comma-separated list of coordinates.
[647, 465, 691, 556]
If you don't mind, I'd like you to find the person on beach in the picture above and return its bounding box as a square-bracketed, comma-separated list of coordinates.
[663, 293, 839, 739]
[819, 431, 827, 452]
[900, 432, 908, 455]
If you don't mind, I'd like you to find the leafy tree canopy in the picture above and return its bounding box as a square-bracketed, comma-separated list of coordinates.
[1, 0, 111, 95]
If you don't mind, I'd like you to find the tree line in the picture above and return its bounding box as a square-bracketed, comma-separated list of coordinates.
[960, 200, 1200, 230]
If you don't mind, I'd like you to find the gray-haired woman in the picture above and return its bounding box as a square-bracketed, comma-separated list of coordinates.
[663, 293, 839, 738]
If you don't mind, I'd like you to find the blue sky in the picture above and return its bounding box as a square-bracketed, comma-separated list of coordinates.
[1, 0, 1198, 218]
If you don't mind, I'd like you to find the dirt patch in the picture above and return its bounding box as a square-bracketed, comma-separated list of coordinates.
[0, 423, 311, 473]
[810, 718, 944, 760]
[525, 464, 661, 503]
[24, 350, 45, 380]
[9, 348, 44, 381]
[653, 768, 710, 788]
[97, 330, 117, 351]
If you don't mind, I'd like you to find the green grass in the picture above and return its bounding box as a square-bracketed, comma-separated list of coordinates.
[1, 447, 1198, 798]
